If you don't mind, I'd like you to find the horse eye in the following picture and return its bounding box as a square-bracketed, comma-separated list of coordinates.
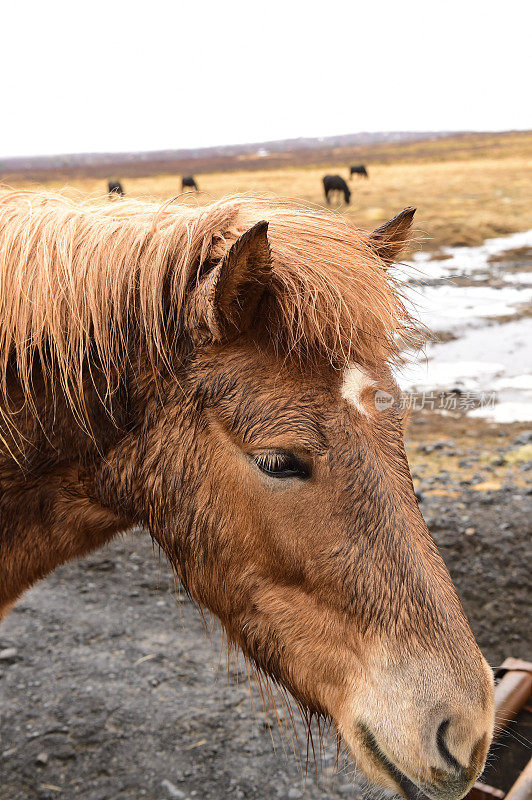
[253, 451, 310, 480]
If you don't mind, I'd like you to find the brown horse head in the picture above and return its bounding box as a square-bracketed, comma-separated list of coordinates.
[0, 193, 493, 800]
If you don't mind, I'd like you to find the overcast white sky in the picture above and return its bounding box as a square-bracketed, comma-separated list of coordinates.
[2, 0, 530, 158]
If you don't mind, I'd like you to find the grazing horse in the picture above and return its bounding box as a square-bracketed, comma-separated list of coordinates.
[350, 165, 369, 179]
[0, 191, 493, 800]
[181, 175, 199, 192]
[323, 174, 351, 205]
[108, 179, 125, 198]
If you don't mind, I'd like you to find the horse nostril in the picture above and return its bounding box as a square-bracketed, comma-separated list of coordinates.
[436, 719, 463, 773]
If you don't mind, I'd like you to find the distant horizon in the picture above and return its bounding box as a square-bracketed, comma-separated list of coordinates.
[3, 2, 529, 161]
[2, 127, 530, 162]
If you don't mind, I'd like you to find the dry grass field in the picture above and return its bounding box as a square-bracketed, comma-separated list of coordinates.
[5, 131, 532, 253]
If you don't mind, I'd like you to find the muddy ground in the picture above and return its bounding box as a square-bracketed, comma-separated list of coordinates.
[1, 415, 531, 800]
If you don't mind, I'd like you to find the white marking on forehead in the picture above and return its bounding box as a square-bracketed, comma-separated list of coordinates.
[341, 363, 374, 416]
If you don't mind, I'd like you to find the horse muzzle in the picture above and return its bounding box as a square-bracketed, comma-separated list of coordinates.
[357, 718, 490, 800]
[339, 653, 494, 800]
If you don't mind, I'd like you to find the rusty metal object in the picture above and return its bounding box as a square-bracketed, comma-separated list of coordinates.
[497, 660, 532, 676]
[469, 782, 506, 800]
[494, 659, 532, 736]
[465, 659, 532, 800]
[504, 758, 532, 800]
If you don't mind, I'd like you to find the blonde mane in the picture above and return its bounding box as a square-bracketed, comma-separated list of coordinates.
[0, 190, 412, 429]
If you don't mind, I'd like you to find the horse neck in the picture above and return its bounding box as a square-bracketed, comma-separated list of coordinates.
[0, 354, 191, 616]
[0, 366, 138, 615]
[0, 454, 128, 615]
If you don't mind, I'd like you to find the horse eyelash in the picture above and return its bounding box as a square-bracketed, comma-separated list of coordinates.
[255, 452, 290, 472]
[253, 451, 310, 480]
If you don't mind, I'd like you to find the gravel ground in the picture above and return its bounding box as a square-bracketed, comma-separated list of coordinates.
[1, 419, 531, 800]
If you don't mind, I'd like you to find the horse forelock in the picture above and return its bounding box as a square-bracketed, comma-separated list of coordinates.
[0, 190, 414, 433]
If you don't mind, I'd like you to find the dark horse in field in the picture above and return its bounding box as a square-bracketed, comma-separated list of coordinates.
[181, 175, 199, 192]
[350, 165, 369, 179]
[323, 174, 351, 204]
[0, 191, 493, 800]
[108, 180, 124, 198]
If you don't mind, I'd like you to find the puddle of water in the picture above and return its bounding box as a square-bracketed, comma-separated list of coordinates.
[499, 272, 532, 285]
[397, 232, 532, 422]
[404, 285, 532, 332]
[400, 318, 532, 388]
[471, 399, 532, 423]
[402, 229, 532, 281]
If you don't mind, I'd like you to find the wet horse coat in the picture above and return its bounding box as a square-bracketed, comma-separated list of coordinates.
[0, 192, 493, 800]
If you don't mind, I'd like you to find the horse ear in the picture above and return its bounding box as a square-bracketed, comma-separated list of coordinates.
[185, 220, 272, 343]
[369, 207, 416, 265]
